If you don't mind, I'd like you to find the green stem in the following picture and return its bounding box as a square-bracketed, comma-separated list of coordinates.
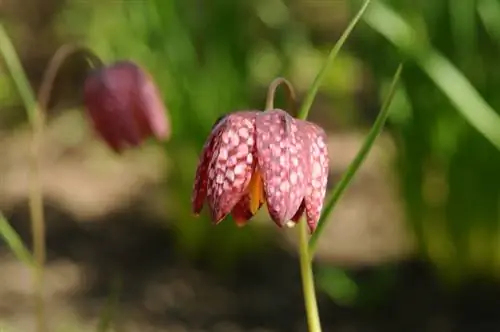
[97, 273, 122, 332]
[265, 76, 321, 329]
[299, 221, 322, 332]
[291, 1, 372, 330]
[37, 43, 103, 107]
[297, 0, 372, 120]
[0, 25, 103, 332]
[0, 24, 47, 332]
[265, 77, 297, 112]
[0, 212, 35, 266]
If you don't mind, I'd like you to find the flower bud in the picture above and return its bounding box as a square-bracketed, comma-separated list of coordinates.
[83, 60, 170, 152]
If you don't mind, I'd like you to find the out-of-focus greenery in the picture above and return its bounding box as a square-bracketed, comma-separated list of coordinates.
[349, 0, 500, 284]
[50, 0, 359, 271]
[0, 212, 33, 266]
[310, 63, 403, 252]
[2, 0, 500, 310]
[55, 0, 266, 270]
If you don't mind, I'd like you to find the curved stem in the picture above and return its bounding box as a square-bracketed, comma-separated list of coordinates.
[37, 43, 103, 109]
[31, 43, 104, 332]
[299, 221, 322, 332]
[29, 104, 46, 332]
[265, 77, 297, 112]
[0, 29, 103, 332]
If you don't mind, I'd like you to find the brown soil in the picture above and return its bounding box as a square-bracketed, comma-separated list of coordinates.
[0, 112, 499, 332]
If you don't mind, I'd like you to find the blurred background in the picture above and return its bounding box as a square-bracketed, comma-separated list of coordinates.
[1, 0, 500, 331]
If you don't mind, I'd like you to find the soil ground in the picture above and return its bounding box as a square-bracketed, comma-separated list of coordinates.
[0, 113, 499, 332]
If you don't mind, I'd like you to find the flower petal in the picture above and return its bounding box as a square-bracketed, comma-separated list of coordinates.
[299, 120, 329, 233]
[291, 200, 305, 222]
[206, 111, 258, 223]
[230, 194, 264, 227]
[83, 69, 130, 152]
[191, 115, 229, 215]
[83, 61, 171, 153]
[92, 62, 149, 145]
[255, 109, 308, 226]
[137, 67, 171, 140]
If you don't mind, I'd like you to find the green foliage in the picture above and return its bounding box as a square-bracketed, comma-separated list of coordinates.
[349, 0, 500, 283]
[55, 0, 292, 270]
[97, 275, 121, 332]
[3, 0, 500, 323]
[317, 267, 359, 307]
[0, 212, 33, 266]
[310, 63, 403, 252]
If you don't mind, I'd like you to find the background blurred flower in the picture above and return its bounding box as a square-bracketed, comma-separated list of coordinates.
[83, 60, 170, 152]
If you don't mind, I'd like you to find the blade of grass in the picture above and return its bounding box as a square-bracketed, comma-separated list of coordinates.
[363, 1, 500, 151]
[309, 63, 403, 254]
[0, 212, 34, 267]
[296, 0, 371, 120]
[0, 25, 38, 122]
[478, 0, 500, 45]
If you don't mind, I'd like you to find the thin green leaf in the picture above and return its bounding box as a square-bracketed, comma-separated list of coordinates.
[309, 63, 403, 254]
[0, 24, 39, 124]
[296, 0, 371, 120]
[478, 0, 500, 45]
[363, 1, 500, 151]
[0, 212, 34, 266]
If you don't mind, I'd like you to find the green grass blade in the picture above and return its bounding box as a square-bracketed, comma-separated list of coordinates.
[309, 63, 403, 254]
[0, 24, 38, 124]
[0, 212, 34, 266]
[478, 0, 500, 45]
[363, 1, 500, 150]
[296, 0, 371, 120]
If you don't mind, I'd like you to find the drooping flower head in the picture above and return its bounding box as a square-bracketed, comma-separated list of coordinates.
[192, 109, 329, 233]
[83, 60, 170, 152]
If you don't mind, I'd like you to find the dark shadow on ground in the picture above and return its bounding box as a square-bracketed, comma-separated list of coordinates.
[2, 198, 500, 332]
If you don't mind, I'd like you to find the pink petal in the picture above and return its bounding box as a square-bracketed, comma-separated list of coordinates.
[191, 115, 229, 215]
[230, 194, 263, 227]
[83, 70, 129, 152]
[291, 200, 305, 223]
[298, 120, 329, 233]
[83, 61, 171, 153]
[137, 68, 171, 141]
[255, 109, 308, 226]
[84, 62, 142, 148]
[206, 111, 258, 223]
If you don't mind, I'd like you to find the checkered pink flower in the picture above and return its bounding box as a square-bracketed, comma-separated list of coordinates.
[83, 60, 170, 153]
[192, 109, 329, 233]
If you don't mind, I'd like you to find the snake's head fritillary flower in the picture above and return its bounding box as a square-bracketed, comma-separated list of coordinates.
[83, 60, 170, 153]
[191, 109, 329, 233]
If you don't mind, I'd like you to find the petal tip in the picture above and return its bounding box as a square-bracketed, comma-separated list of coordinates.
[210, 208, 228, 225]
[234, 218, 248, 228]
[306, 216, 319, 234]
